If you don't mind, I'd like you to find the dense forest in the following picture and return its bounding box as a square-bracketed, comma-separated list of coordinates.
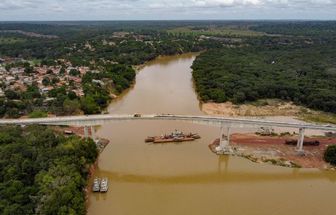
[192, 46, 336, 113]
[192, 22, 336, 114]
[0, 126, 98, 214]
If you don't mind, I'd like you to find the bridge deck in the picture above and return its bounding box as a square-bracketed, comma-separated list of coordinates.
[0, 114, 336, 131]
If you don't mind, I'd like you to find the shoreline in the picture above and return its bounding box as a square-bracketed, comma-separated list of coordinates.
[201, 100, 336, 125]
[201, 100, 308, 117]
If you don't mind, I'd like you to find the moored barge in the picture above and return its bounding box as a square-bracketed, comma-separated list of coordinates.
[100, 178, 109, 193]
[92, 178, 101, 192]
[145, 130, 200, 143]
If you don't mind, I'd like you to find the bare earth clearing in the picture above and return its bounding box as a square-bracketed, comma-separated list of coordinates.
[203, 100, 336, 169]
[209, 134, 336, 169]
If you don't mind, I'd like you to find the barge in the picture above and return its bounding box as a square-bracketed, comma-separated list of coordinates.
[285, 139, 320, 146]
[100, 178, 109, 193]
[92, 178, 101, 192]
[92, 177, 109, 193]
[145, 130, 200, 143]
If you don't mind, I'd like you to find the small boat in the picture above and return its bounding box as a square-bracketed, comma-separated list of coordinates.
[100, 178, 109, 193]
[92, 178, 101, 192]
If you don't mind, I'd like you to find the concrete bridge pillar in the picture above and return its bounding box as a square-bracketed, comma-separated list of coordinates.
[216, 124, 233, 154]
[220, 125, 231, 148]
[84, 126, 89, 139]
[91, 126, 96, 141]
[296, 127, 305, 154]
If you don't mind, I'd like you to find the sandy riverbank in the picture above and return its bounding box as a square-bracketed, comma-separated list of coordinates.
[202, 99, 336, 125]
[209, 133, 336, 169]
[201, 100, 308, 117]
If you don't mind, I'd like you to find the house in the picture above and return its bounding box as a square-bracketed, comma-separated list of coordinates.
[22, 77, 33, 85]
[5, 76, 15, 85]
[40, 86, 54, 94]
[92, 79, 105, 86]
[0, 89, 5, 97]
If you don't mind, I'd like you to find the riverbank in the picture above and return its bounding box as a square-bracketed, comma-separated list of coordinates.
[201, 99, 336, 124]
[55, 125, 110, 209]
[209, 133, 336, 169]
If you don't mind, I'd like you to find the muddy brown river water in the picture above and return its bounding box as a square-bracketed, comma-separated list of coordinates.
[87, 53, 336, 215]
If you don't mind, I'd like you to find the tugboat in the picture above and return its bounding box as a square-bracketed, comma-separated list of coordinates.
[100, 178, 109, 193]
[145, 130, 201, 144]
[92, 177, 101, 192]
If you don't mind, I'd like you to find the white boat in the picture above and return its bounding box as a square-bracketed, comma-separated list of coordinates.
[92, 178, 101, 192]
[100, 178, 109, 193]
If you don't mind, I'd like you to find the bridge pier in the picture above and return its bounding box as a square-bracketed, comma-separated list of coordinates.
[91, 126, 96, 141]
[216, 124, 233, 154]
[84, 126, 89, 139]
[296, 128, 305, 154]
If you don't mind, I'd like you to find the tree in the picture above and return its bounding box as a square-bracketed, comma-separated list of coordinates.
[5, 90, 20, 100]
[63, 99, 81, 115]
[0, 126, 98, 215]
[24, 65, 34, 74]
[324, 145, 336, 166]
[42, 77, 50, 86]
[69, 69, 80, 76]
[80, 96, 100, 114]
[59, 67, 66, 75]
[67, 91, 78, 100]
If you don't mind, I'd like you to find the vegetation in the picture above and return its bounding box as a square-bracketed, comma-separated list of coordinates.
[324, 145, 336, 166]
[28, 110, 48, 118]
[0, 37, 26, 45]
[0, 126, 98, 214]
[192, 43, 336, 113]
[80, 64, 136, 114]
[300, 112, 336, 125]
[1, 21, 336, 117]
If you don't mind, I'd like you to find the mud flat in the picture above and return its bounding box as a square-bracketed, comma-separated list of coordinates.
[209, 134, 336, 169]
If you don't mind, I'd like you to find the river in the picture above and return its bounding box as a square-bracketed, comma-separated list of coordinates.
[87, 53, 336, 215]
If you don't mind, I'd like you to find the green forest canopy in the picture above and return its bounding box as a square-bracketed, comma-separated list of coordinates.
[192, 45, 336, 113]
[0, 126, 98, 215]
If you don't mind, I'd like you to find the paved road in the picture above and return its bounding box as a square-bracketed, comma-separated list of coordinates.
[1, 114, 336, 131]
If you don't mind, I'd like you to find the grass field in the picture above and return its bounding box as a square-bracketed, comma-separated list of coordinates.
[300, 113, 336, 125]
[167, 26, 266, 37]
